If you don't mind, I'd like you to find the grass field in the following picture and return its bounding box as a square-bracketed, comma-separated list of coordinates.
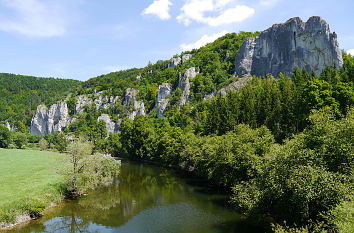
[0, 149, 65, 223]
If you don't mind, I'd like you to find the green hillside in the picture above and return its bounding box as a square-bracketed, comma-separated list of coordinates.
[0, 73, 81, 127]
[0, 31, 353, 232]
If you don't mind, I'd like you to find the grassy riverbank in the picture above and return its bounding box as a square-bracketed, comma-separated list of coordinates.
[0, 149, 65, 224]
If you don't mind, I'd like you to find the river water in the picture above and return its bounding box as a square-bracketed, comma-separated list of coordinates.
[9, 161, 262, 233]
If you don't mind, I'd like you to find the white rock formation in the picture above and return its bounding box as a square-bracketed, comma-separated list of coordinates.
[97, 114, 121, 135]
[4, 122, 15, 131]
[155, 83, 172, 118]
[123, 88, 146, 119]
[184, 67, 199, 79]
[168, 57, 182, 69]
[234, 16, 343, 77]
[182, 54, 193, 63]
[75, 95, 92, 114]
[30, 102, 69, 136]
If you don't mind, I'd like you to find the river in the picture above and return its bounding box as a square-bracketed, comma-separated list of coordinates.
[8, 160, 263, 233]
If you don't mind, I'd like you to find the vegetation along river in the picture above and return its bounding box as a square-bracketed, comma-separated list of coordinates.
[8, 160, 262, 233]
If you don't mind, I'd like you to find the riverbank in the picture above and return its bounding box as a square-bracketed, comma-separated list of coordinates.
[0, 149, 65, 230]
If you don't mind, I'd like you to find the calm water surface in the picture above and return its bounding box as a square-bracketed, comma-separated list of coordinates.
[8, 161, 262, 233]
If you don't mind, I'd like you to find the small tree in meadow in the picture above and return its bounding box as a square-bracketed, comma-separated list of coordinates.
[39, 138, 49, 151]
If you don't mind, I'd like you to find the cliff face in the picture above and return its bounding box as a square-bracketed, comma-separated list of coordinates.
[235, 16, 343, 78]
[29, 102, 69, 136]
[155, 83, 172, 118]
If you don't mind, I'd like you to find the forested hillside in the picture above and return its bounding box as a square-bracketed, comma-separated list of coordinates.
[0, 30, 353, 232]
[0, 73, 81, 128]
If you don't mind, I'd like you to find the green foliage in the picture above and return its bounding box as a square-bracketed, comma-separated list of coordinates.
[231, 108, 353, 229]
[60, 139, 120, 196]
[44, 132, 68, 152]
[0, 73, 80, 127]
[0, 125, 11, 148]
[39, 138, 49, 151]
[12, 132, 28, 149]
[328, 201, 354, 233]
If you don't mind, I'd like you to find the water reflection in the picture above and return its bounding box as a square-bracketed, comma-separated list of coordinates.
[8, 161, 262, 233]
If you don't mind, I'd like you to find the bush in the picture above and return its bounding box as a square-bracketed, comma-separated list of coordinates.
[12, 132, 28, 149]
[231, 108, 354, 228]
[39, 138, 49, 151]
[59, 139, 121, 196]
[0, 125, 11, 148]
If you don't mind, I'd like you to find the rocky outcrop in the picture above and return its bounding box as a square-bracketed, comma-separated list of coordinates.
[204, 76, 253, 100]
[123, 88, 145, 119]
[94, 95, 119, 111]
[177, 67, 198, 107]
[155, 83, 172, 118]
[168, 57, 181, 69]
[185, 67, 199, 79]
[182, 54, 193, 63]
[4, 122, 15, 131]
[75, 94, 119, 114]
[235, 16, 343, 78]
[168, 54, 193, 69]
[30, 102, 69, 136]
[97, 114, 121, 135]
[75, 95, 92, 114]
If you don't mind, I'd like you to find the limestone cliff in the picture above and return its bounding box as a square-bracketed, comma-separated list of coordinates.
[235, 16, 343, 78]
[123, 88, 146, 119]
[178, 67, 198, 107]
[30, 102, 69, 136]
[97, 114, 121, 135]
[155, 83, 172, 118]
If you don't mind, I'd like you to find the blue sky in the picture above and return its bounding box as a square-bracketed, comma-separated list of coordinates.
[0, 0, 353, 81]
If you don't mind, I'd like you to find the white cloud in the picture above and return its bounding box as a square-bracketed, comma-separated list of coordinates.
[347, 49, 354, 56]
[142, 0, 172, 20]
[180, 30, 228, 51]
[0, 0, 70, 38]
[205, 6, 255, 26]
[177, 0, 254, 26]
[259, 0, 280, 6]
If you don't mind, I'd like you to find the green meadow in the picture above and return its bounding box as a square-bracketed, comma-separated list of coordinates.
[0, 149, 65, 223]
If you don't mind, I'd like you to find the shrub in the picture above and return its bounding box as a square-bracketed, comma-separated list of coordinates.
[0, 125, 11, 148]
[12, 132, 28, 149]
[39, 138, 49, 151]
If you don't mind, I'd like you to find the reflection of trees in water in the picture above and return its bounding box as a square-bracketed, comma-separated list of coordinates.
[13, 162, 237, 232]
[71, 162, 188, 227]
[44, 214, 91, 233]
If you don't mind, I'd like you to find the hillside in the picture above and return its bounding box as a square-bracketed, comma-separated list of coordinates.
[1, 16, 353, 232]
[0, 73, 81, 128]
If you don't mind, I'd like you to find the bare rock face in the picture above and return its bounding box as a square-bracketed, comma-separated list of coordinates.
[3, 122, 15, 131]
[184, 67, 199, 79]
[168, 57, 181, 69]
[123, 88, 146, 119]
[75, 95, 92, 114]
[182, 54, 193, 63]
[155, 83, 172, 118]
[178, 70, 193, 107]
[168, 54, 193, 69]
[97, 114, 121, 135]
[30, 102, 69, 135]
[75, 94, 119, 114]
[94, 95, 119, 110]
[235, 16, 343, 78]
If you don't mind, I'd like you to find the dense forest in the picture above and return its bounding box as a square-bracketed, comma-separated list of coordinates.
[0, 31, 353, 232]
[0, 73, 81, 128]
